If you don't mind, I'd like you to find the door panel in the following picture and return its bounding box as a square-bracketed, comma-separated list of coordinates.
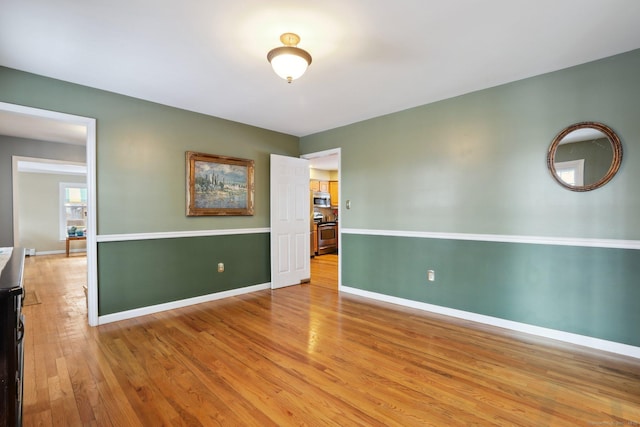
[295, 233, 306, 270]
[270, 154, 310, 289]
[277, 234, 290, 273]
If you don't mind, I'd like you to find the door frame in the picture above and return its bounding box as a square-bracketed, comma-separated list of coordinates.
[301, 148, 342, 289]
[1, 102, 98, 326]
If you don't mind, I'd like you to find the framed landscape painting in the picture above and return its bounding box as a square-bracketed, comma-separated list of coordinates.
[186, 151, 255, 216]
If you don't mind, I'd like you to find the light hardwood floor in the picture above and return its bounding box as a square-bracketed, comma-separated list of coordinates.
[20, 254, 640, 426]
[310, 254, 338, 290]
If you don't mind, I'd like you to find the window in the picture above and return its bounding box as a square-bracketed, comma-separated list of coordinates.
[554, 159, 584, 187]
[59, 183, 87, 239]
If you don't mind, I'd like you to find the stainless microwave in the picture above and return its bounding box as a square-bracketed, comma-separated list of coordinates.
[313, 192, 331, 207]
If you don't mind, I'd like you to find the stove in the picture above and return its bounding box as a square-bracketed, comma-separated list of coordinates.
[316, 222, 338, 254]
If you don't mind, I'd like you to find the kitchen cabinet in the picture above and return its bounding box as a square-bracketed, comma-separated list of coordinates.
[310, 180, 329, 193]
[329, 181, 339, 206]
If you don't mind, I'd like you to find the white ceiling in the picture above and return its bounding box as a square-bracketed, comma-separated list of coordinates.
[1, 0, 640, 139]
[0, 110, 87, 145]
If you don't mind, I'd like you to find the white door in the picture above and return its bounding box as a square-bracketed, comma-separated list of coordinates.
[270, 154, 310, 289]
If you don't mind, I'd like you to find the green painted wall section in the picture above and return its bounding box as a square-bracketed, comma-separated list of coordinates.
[98, 233, 270, 315]
[301, 49, 640, 347]
[343, 234, 640, 347]
[301, 49, 640, 240]
[0, 66, 299, 234]
[1, 67, 298, 314]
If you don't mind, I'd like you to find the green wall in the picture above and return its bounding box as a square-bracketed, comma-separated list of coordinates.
[98, 234, 269, 314]
[1, 67, 299, 315]
[301, 49, 640, 347]
[343, 234, 640, 346]
[302, 49, 640, 240]
[3, 47, 640, 346]
[0, 67, 299, 234]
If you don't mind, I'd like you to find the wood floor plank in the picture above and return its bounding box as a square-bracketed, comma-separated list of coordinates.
[19, 253, 640, 426]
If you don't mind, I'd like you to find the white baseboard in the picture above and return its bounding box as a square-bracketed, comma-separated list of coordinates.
[98, 282, 271, 325]
[341, 286, 640, 360]
[30, 249, 86, 256]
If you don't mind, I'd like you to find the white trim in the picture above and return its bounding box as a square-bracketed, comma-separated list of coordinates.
[1, 102, 99, 327]
[341, 228, 640, 250]
[85, 117, 98, 326]
[341, 286, 640, 359]
[96, 227, 270, 243]
[98, 282, 271, 325]
[11, 157, 21, 252]
[32, 249, 86, 256]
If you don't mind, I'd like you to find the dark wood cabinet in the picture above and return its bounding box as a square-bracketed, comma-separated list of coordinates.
[0, 248, 25, 427]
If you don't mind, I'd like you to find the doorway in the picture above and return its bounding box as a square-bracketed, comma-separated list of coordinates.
[302, 148, 341, 290]
[0, 102, 98, 325]
[13, 157, 87, 255]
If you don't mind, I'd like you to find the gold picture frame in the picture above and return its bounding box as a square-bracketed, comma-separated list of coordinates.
[186, 151, 255, 216]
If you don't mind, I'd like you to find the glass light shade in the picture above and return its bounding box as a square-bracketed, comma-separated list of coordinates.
[267, 45, 312, 83]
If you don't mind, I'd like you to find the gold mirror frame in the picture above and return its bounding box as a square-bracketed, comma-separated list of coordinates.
[547, 122, 623, 192]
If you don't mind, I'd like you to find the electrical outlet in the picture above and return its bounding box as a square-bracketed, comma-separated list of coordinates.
[427, 270, 435, 282]
[217, 262, 224, 273]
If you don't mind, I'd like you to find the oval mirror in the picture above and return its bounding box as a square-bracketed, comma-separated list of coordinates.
[547, 122, 622, 192]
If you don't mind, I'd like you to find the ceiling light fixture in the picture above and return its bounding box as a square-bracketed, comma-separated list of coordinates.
[267, 33, 312, 84]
